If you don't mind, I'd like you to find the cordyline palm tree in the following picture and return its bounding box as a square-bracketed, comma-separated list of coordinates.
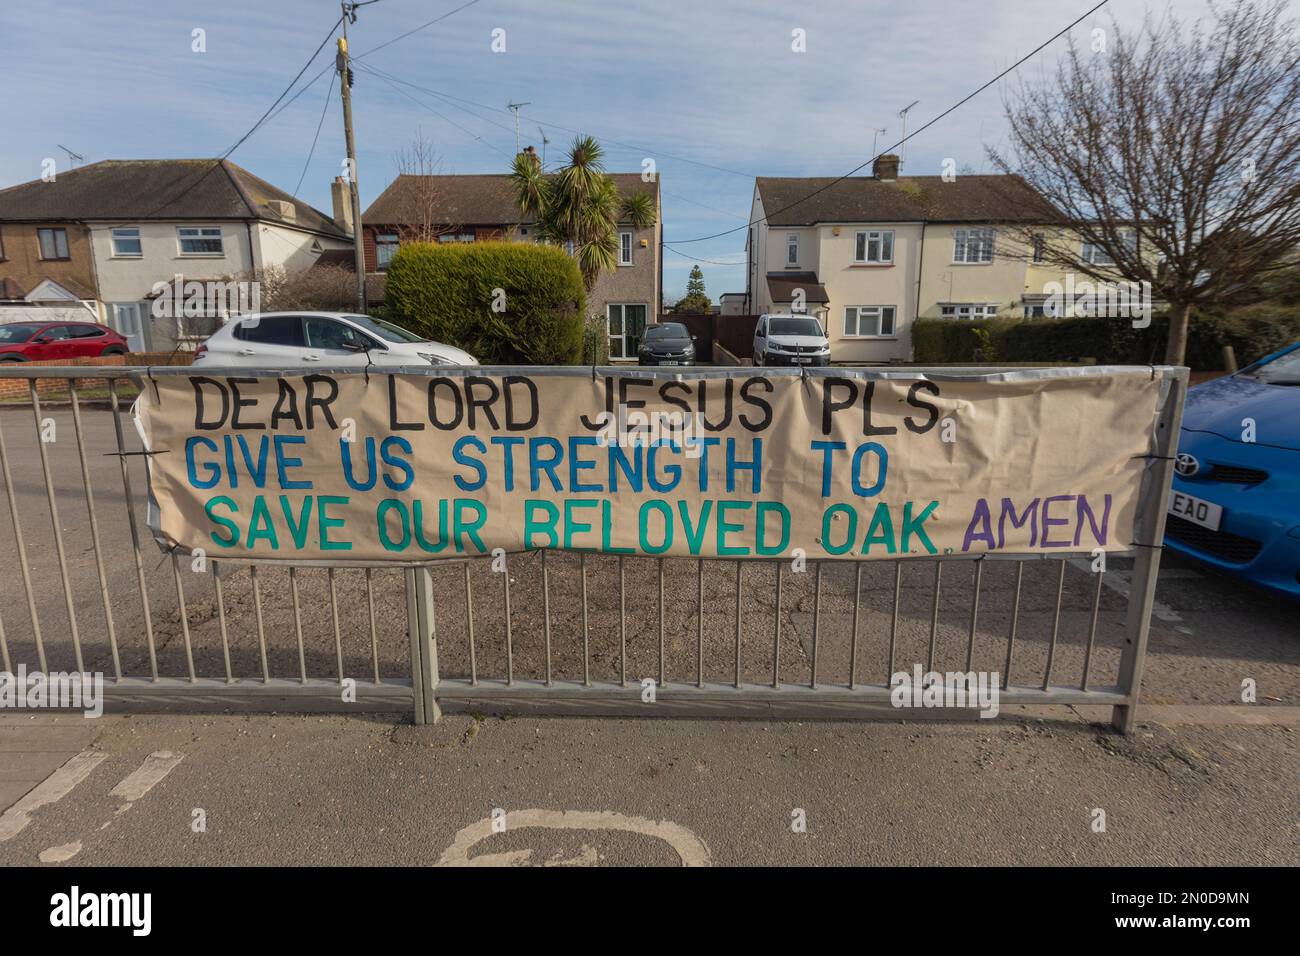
[510, 135, 656, 290]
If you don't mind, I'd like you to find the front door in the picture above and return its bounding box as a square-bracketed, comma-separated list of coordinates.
[110, 303, 147, 351]
[607, 304, 648, 360]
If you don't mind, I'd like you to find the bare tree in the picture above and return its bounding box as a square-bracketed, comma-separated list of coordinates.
[990, 0, 1300, 364]
[393, 131, 456, 243]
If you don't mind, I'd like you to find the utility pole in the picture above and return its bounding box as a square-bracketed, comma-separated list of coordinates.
[338, 1, 374, 313]
[507, 102, 531, 154]
[870, 127, 886, 160]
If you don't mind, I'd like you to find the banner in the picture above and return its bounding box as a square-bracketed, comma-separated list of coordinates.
[134, 367, 1168, 563]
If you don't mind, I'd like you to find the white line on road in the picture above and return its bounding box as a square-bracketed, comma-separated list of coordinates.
[0, 750, 107, 843]
[110, 751, 184, 803]
[1067, 559, 1190, 632]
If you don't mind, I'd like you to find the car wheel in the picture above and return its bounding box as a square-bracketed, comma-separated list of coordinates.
[102, 346, 127, 356]
[0, 355, 27, 363]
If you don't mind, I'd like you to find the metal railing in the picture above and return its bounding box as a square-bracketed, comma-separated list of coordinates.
[0, 365, 1184, 732]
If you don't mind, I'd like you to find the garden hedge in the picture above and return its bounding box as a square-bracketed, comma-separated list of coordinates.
[912, 307, 1300, 369]
[384, 241, 586, 365]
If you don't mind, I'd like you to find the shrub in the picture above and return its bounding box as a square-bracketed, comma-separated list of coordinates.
[384, 241, 586, 365]
[581, 312, 610, 364]
[913, 308, 1300, 369]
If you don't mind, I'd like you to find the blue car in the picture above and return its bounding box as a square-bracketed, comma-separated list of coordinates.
[1165, 340, 1300, 601]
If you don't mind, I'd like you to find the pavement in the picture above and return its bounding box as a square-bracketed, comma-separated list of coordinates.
[0, 706, 1296, 866]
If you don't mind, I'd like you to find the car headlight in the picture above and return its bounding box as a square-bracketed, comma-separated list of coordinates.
[417, 351, 448, 366]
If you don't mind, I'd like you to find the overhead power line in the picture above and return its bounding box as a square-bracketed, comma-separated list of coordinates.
[667, 0, 1112, 244]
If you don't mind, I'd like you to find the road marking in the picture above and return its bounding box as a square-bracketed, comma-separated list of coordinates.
[437, 809, 712, 867]
[1067, 559, 1188, 630]
[0, 750, 106, 843]
[110, 751, 184, 803]
[38, 841, 81, 863]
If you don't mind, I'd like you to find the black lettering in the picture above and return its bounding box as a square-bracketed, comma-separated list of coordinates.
[270, 379, 303, 430]
[428, 378, 464, 430]
[388, 375, 424, 431]
[464, 376, 501, 430]
[502, 376, 538, 430]
[905, 381, 941, 434]
[862, 381, 898, 436]
[227, 377, 264, 430]
[304, 375, 339, 429]
[191, 376, 229, 430]
[659, 380, 692, 417]
[580, 376, 614, 431]
[821, 378, 858, 435]
[738, 377, 773, 431]
[697, 378, 734, 431]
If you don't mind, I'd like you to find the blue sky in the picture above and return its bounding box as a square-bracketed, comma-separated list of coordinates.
[3, 0, 1216, 300]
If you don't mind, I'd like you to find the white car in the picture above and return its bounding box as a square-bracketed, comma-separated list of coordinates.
[752, 313, 831, 367]
[193, 312, 477, 368]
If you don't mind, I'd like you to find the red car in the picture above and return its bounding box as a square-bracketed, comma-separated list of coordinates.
[0, 321, 130, 362]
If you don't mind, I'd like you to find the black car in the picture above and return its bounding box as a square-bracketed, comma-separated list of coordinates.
[637, 322, 697, 366]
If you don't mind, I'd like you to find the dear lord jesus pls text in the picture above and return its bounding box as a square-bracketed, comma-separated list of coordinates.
[179, 374, 1114, 557]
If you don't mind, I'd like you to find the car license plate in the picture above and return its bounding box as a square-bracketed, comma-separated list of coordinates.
[661, 360, 679, 366]
[793, 356, 811, 364]
[1168, 491, 1222, 531]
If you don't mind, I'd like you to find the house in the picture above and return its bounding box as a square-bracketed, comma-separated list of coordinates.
[744, 155, 1065, 362]
[0, 159, 352, 350]
[718, 292, 747, 316]
[0, 217, 103, 325]
[358, 162, 662, 360]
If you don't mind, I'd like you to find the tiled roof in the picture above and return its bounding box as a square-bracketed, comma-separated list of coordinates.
[364, 173, 658, 226]
[0, 159, 347, 237]
[766, 272, 830, 304]
[755, 174, 1059, 226]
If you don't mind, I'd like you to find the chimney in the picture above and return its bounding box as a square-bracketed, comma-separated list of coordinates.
[873, 154, 900, 181]
[517, 144, 541, 172]
[331, 176, 354, 235]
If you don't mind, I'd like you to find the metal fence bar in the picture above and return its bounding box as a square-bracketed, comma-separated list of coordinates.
[657, 557, 665, 689]
[965, 559, 983, 673]
[213, 563, 233, 684]
[68, 381, 120, 679]
[329, 568, 344, 684]
[619, 555, 627, 688]
[251, 564, 270, 681]
[109, 378, 157, 679]
[0, 606, 9, 675]
[886, 561, 901, 685]
[926, 561, 942, 673]
[1042, 559, 1067, 690]
[290, 567, 307, 682]
[541, 550, 552, 687]
[772, 560, 783, 689]
[503, 556, 513, 687]
[1113, 373, 1186, 731]
[580, 553, 590, 687]
[366, 569, 380, 684]
[1003, 561, 1024, 690]
[169, 554, 196, 682]
[811, 561, 823, 689]
[733, 561, 742, 689]
[849, 563, 863, 690]
[30, 382, 84, 673]
[0, 406, 46, 672]
[464, 562, 477, 686]
[696, 559, 705, 688]
[1081, 568, 1104, 691]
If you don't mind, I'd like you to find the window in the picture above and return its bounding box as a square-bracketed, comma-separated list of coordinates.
[304, 317, 376, 351]
[1082, 230, 1136, 265]
[786, 234, 799, 265]
[376, 233, 400, 270]
[1032, 233, 1045, 263]
[941, 303, 999, 320]
[67, 324, 106, 338]
[953, 228, 994, 263]
[619, 231, 633, 266]
[854, 230, 894, 264]
[0, 227, 5, 260]
[233, 315, 303, 346]
[436, 233, 475, 243]
[111, 227, 142, 257]
[844, 306, 896, 337]
[177, 227, 223, 256]
[38, 228, 70, 260]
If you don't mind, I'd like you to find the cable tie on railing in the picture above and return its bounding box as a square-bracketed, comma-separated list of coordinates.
[102, 448, 168, 459]
[146, 366, 160, 403]
[1128, 541, 1164, 550]
[1131, 453, 1177, 462]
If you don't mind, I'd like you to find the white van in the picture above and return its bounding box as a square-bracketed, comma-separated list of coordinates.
[752, 313, 831, 367]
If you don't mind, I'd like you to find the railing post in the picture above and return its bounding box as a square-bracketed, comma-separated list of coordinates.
[1112, 371, 1186, 734]
[405, 566, 440, 724]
